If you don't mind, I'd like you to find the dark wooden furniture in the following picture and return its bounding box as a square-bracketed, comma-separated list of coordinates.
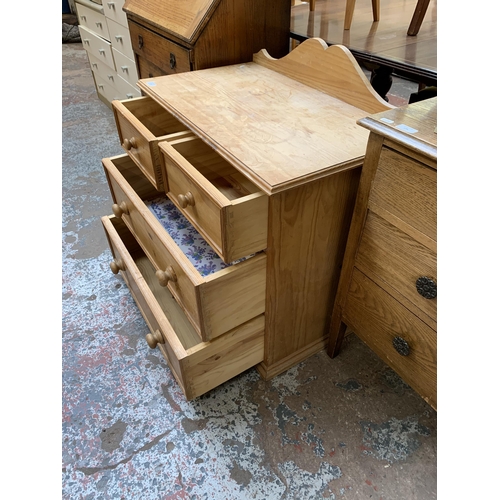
[327, 97, 437, 410]
[123, 0, 291, 79]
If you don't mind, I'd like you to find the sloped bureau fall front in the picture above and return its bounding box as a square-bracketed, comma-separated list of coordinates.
[101, 39, 393, 400]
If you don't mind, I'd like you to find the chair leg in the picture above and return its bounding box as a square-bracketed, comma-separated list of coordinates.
[407, 0, 430, 36]
[309, 0, 316, 11]
[344, 0, 356, 30]
[372, 0, 380, 22]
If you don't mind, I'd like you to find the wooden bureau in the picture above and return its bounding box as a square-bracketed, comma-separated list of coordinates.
[101, 39, 393, 400]
[122, 0, 291, 79]
[327, 98, 437, 410]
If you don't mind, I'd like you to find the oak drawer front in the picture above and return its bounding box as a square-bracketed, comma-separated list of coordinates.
[128, 20, 192, 75]
[101, 215, 265, 401]
[107, 17, 134, 60]
[343, 269, 437, 409]
[355, 211, 437, 323]
[370, 147, 436, 240]
[103, 0, 127, 27]
[75, 3, 110, 40]
[79, 25, 115, 69]
[103, 155, 267, 342]
[112, 96, 191, 191]
[159, 137, 268, 263]
[112, 48, 139, 88]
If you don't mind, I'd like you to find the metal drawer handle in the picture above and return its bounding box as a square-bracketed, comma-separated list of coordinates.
[123, 137, 138, 150]
[170, 52, 176, 69]
[91, 63, 98, 68]
[99, 49, 106, 54]
[96, 22, 102, 28]
[146, 330, 164, 349]
[81, 15, 87, 21]
[120, 65, 129, 72]
[83, 39, 90, 45]
[126, 94, 134, 99]
[156, 266, 178, 287]
[415, 276, 437, 299]
[107, 75, 114, 81]
[178, 192, 195, 208]
[115, 35, 123, 42]
[112, 201, 129, 218]
[98, 84, 104, 89]
[110, 258, 125, 274]
[107, 2, 116, 9]
[138, 35, 144, 49]
[392, 336, 411, 356]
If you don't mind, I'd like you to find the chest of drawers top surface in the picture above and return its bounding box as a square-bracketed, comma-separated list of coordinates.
[137, 40, 393, 195]
[357, 97, 437, 162]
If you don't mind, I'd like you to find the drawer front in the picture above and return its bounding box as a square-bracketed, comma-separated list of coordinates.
[101, 215, 265, 401]
[356, 210, 437, 323]
[370, 147, 436, 240]
[103, 0, 128, 27]
[343, 268, 437, 409]
[107, 17, 134, 60]
[112, 96, 190, 191]
[87, 52, 115, 81]
[103, 154, 267, 341]
[75, 2, 110, 40]
[160, 138, 268, 263]
[94, 73, 121, 102]
[128, 20, 192, 75]
[113, 73, 141, 99]
[112, 48, 139, 87]
[79, 25, 115, 69]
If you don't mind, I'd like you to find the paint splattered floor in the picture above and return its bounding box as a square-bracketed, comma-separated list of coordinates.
[62, 42, 436, 499]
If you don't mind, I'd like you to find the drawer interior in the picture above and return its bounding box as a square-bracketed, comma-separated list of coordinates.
[121, 96, 189, 138]
[112, 154, 254, 272]
[170, 137, 261, 201]
[110, 217, 200, 350]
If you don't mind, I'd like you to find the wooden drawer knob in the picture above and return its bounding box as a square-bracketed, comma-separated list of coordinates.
[156, 266, 177, 287]
[415, 276, 437, 299]
[123, 137, 138, 150]
[112, 201, 129, 218]
[178, 192, 195, 208]
[145, 329, 164, 349]
[392, 336, 411, 356]
[110, 258, 125, 274]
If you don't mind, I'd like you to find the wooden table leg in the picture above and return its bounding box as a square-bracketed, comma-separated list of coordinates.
[407, 0, 430, 36]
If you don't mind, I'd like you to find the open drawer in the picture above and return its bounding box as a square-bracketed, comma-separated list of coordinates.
[102, 215, 265, 401]
[159, 137, 268, 263]
[112, 95, 194, 191]
[102, 154, 267, 342]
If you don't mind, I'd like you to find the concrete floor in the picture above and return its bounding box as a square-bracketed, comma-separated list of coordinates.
[62, 42, 436, 499]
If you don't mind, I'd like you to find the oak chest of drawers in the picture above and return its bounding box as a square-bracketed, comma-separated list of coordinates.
[327, 98, 437, 410]
[100, 39, 393, 400]
[122, 0, 291, 79]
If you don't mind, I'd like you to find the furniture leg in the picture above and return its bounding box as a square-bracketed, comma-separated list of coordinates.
[370, 65, 393, 102]
[344, 0, 380, 30]
[407, 0, 430, 36]
[344, 0, 356, 30]
[309, 0, 316, 11]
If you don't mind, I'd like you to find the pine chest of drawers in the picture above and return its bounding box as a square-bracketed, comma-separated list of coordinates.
[327, 98, 437, 410]
[100, 39, 393, 400]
